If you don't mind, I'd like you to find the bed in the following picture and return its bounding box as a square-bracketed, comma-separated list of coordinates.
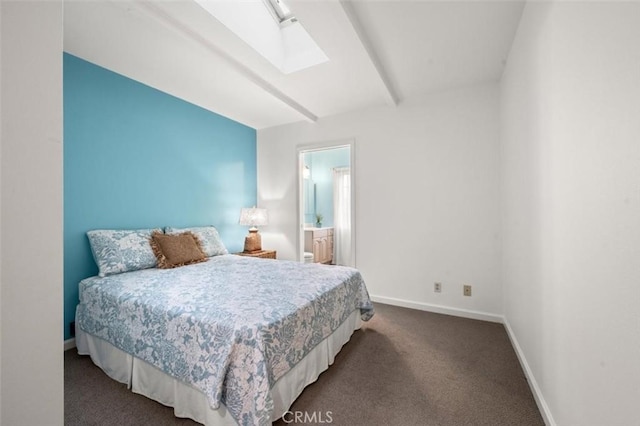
[75, 240, 374, 426]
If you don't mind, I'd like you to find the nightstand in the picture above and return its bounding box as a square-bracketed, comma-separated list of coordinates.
[235, 249, 277, 259]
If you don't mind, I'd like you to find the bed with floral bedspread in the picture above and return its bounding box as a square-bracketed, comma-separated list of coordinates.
[76, 254, 374, 425]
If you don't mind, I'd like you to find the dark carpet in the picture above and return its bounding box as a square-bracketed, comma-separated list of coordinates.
[65, 303, 544, 425]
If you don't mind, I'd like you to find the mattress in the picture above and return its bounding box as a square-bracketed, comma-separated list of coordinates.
[76, 254, 374, 425]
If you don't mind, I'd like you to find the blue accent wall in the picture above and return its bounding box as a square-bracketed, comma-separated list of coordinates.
[63, 54, 257, 340]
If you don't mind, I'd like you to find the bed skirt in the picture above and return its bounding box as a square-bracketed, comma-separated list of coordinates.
[76, 309, 362, 426]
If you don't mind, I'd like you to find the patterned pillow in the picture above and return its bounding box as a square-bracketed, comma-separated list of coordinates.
[149, 231, 207, 269]
[87, 228, 161, 277]
[164, 226, 228, 257]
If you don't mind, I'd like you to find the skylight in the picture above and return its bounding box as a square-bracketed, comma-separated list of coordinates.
[194, 0, 328, 74]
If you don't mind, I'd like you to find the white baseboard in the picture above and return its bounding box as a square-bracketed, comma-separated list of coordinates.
[503, 318, 556, 426]
[370, 295, 503, 323]
[64, 338, 76, 351]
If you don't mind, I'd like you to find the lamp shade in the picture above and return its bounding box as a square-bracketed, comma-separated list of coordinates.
[238, 207, 268, 228]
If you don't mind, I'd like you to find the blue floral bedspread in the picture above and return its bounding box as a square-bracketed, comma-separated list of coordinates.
[76, 255, 374, 425]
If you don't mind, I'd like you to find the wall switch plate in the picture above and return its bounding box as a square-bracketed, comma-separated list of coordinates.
[463, 285, 472, 296]
[434, 282, 442, 293]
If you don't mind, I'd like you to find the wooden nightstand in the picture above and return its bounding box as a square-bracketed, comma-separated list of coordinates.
[235, 249, 277, 259]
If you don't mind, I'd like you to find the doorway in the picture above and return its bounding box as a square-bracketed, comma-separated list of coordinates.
[297, 140, 356, 267]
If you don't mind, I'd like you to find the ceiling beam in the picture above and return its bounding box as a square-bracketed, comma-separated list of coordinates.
[339, 0, 399, 106]
[134, 0, 318, 123]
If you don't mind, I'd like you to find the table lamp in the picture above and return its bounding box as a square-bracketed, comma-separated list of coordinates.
[239, 207, 268, 252]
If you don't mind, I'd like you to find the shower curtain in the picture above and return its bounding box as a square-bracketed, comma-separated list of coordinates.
[332, 167, 352, 266]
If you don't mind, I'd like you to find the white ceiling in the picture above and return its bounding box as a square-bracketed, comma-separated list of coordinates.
[64, 0, 525, 130]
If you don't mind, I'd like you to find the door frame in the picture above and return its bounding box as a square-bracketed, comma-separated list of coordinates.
[296, 139, 356, 267]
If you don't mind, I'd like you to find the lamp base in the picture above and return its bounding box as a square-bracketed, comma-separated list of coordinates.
[243, 229, 262, 252]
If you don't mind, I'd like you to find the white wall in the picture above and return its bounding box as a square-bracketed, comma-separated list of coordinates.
[258, 84, 502, 319]
[0, 2, 64, 425]
[501, 2, 640, 425]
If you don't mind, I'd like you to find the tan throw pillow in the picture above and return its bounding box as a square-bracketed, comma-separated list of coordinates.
[150, 231, 207, 269]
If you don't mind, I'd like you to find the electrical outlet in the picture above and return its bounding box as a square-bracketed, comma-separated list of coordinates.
[463, 285, 472, 296]
[434, 282, 442, 293]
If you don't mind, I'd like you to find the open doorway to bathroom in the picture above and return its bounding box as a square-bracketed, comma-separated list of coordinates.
[298, 140, 355, 267]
